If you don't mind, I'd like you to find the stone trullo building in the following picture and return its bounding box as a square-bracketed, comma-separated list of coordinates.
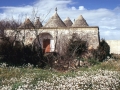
[4, 8, 100, 54]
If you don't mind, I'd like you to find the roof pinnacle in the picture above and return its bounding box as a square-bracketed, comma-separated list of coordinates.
[55, 7, 57, 12]
[36, 17, 39, 19]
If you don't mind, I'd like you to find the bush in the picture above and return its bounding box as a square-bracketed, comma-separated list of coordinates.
[66, 34, 88, 57]
[0, 37, 45, 67]
[52, 34, 90, 69]
[93, 39, 110, 62]
[88, 58, 100, 65]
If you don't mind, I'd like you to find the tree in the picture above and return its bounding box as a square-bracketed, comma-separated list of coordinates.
[0, 18, 45, 67]
[66, 33, 88, 57]
[94, 39, 110, 62]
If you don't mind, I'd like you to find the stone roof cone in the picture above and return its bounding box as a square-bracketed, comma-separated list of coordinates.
[72, 15, 89, 27]
[64, 17, 73, 27]
[18, 18, 35, 29]
[34, 17, 43, 29]
[44, 8, 66, 27]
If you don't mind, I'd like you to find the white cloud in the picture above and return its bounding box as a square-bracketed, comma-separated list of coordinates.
[71, 7, 76, 10]
[79, 6, 86, 10]
[0, 0, 120, 40]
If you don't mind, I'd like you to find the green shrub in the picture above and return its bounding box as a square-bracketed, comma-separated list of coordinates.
[88, 58, 100, 65]
[0, 37, 44, 67]
[93, 39, 110, 62]
[66, 34, 87, 57]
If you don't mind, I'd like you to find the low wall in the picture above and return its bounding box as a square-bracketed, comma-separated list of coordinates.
[106, 40, 120, 54]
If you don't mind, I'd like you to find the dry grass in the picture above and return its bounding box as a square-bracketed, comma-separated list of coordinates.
[99, 59, 120, 71]
[0, 59, 120, 89]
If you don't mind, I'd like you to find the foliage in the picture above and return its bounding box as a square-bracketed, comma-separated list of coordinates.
[111, 53, 120, 60]
[0, 61, 120, 90]
[88, 58, 100, 66]
[0, 20, 20, 29]
[0, 37, 44, 67]
[43, 52, 58, 68]
[93, 39, 110, 62]
[66, 34, 87, 57]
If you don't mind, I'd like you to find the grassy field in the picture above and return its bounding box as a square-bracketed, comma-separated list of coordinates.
[0, 59, 120, 90]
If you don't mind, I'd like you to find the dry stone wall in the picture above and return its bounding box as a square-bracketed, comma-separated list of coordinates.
[4, 27, 99, 53]
[106, 40, 120, 54]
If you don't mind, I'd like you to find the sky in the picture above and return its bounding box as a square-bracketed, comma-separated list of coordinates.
[0, 0, 120, 40]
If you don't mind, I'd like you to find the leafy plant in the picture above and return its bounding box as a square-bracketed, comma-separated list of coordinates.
[93, 39, 110, 62]
[66, 34, 87, 57]
[0, 37, 44, 67]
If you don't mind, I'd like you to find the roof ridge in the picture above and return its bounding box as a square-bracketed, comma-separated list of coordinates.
[72, 15, 89, 27]
[18, 18, 35, 29]
[34, 18, 43, 28]
[24, 18, 32, 24]
[77, 15, 84, 20]
[64, 17, 73, 27]
[44, 11, 66, 27]
[65, 17, 70, 20]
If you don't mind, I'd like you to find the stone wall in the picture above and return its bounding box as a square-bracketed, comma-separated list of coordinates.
[106, 40, 120, 54]
[4, 26, 100, 53]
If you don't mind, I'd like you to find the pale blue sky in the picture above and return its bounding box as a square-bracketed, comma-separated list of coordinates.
[0, 0, 120, 9]
[0, 0, 120, 40]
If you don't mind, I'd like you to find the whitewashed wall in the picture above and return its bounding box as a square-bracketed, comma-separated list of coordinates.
[106, 40, 120, 54]
[4, 27, 99, 53]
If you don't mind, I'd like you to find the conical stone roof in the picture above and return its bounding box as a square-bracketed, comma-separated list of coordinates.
[18, 18, 35, 29]
[72, 15, 89, 27]
[64, 17, 73, 27]
[44, 12, 66, 28]
[34, 18, 43, 29]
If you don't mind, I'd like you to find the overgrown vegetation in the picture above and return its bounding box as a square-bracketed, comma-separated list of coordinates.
[93, 39, 110, 62]
[0, 19, 45, 67]
[0, 33, 111, 71]
[0, 59, 120, 89]
[0, 19, 110, 70]
[66, 34, 87, 57]
[0, 37, 45, 67]
[0, 9, 119, 90]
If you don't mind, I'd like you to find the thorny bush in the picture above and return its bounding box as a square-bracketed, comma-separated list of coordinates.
[0, 37, 45, 67]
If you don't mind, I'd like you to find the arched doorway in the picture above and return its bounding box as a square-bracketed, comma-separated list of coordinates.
[43, 39, 50, 53]
[39, 33, 54, 53]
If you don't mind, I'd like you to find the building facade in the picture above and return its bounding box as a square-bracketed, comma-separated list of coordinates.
[4, 9, 100, 54]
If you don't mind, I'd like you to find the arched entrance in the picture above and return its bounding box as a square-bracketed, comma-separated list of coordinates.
[43, 39, 50, 53]
[39, 33, 54, 53]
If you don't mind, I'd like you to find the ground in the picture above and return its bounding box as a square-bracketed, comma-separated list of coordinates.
[0, 59, 120, 90]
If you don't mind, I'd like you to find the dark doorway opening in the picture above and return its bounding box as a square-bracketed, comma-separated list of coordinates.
[43, 39, 50, 53]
